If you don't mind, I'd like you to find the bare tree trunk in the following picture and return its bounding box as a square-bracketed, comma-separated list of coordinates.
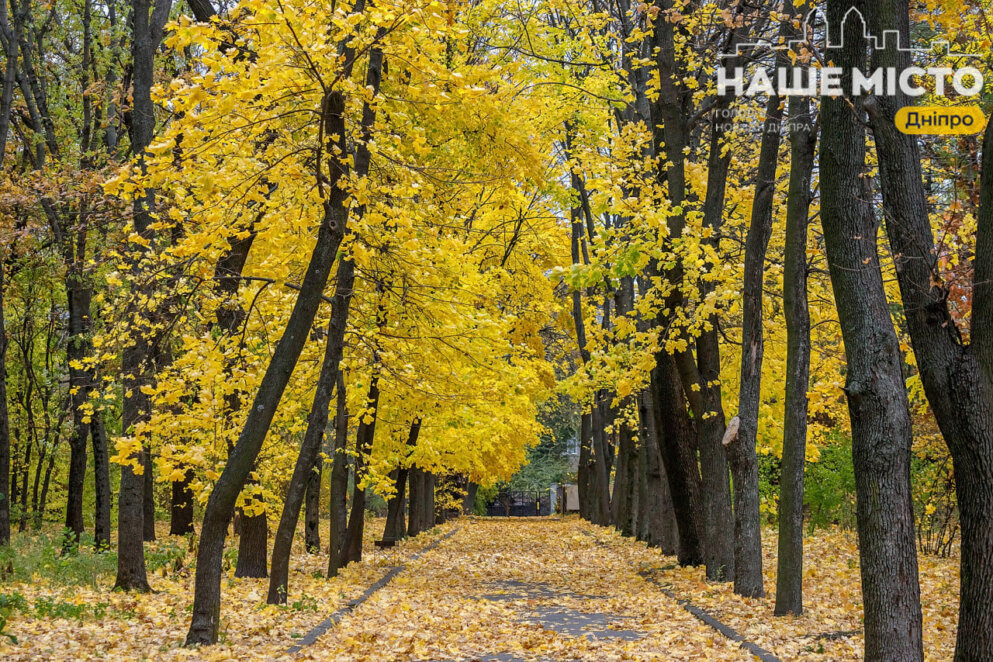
[384, 421, 420, 540]
[339, 371, 381, 567]
[91, 416, 111, 549]
[729, 90, 784, 599]
[327, 374, 349, 577]
[142, 447, 156, 541]
[820, 2, 922, 657]
[0, 265, 9, 545]
[637, 390, 678, 555]
[268, 249, 358, 601]
[860, 2, 993, 658]
[775, 50, 815, 616]
[170, 466, 195, 536]
[116, 0, 172, 593]
[304, 464, 321, 553]
[234, 482, 267, 578]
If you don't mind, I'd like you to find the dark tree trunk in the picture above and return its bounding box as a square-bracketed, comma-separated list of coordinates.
[576, 412, 592, 520]
[63, 230, 93, 549]
[820, 2, 923, 658]
[116, 0, 172, 594]
[234, 487, 267, 578]
[0, 266, 9, 546]
[38, 442, 57, 529]
[637, 390, 678, 555]
[142, 447, 156, 541]
[170, 467, 195, 536]
[462, 481, 477, 515]
[340, 372, 381, 567]
[91, 416, 111, 549]
[268, 249, 357, 602]
[17, 439, 28, 533]
[407, 467, 427, 536]
[304, 464, 321, 553]
[327, 374, 349, 577]
[383, 469, 407, 540]
[652, 356, 703, 566]
[611, 419, 636, 537]
[186, 17, 384, 643]
[682, 18, 752, 582]
[384, 422, 420, 540]
[729, 91, 784, 599]
[862, 2, 993, 659]
[589, 393, 612, 525]
[775, 57, 815, 617]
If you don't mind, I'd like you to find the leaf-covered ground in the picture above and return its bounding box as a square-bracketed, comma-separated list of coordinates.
[0, 517, 959, 660]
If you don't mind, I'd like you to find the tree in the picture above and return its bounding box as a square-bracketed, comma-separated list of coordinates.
[819, 1, 923, 657]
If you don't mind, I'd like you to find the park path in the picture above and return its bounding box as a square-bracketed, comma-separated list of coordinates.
[293, 518, 761, 661]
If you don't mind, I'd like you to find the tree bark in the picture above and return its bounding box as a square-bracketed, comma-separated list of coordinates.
[0, 264, 9, 545]
[652, 356, 703, 565]
[304, 464, 321, 553]
[115, 0, 172, 594]
[637, 390, 678, 555]
[326, 373, 349, 574]
[186, 18, 385, 642]
[170, 466, 195, 536]
[729, 91, 784, 599]
[775, 52, 815, 617]
[268, 248, 357, 601]
[820, 2, 923, 657]
[683, 14, 752, 583]
[91, 416, 111, 549]
[612, 418, 637, 537]
[143, 447, 156, 541]
[384, 421, 420, 540]
[339, 370, 381, 567]
[234, 481, 267, 578]
[462, 481, 477, 515]
[860, 2, 993, 658]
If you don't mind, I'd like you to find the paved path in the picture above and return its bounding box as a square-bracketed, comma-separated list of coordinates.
[295, 519, 766, 661]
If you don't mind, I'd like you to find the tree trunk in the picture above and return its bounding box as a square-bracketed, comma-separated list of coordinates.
[170, 466, 195, 536]
[115, 0, 172, 594]
[612, 419, 636, 537]
[268, 249, 358, 602]
[304, 464, 321, 553]
[186, 18, 385, 643]
[407, 467, 427, 536]
[340, 371, 381, 567]
[234, 486, 268, 578]
[576, 412, 592, 520]
[820, 2, 923, 657]
[860, 2, 993, 659]
[383, 469, 407, 540]
[775, 59, 815, 617]
[652, 356, 703, 565]
[424, 472, 436, 526]
[63, 241, 92, 548]
[637, 389, 678, 555]
[142, 447, 156, 541]
[729, 91, 784, 599]
[91, 416, 111, 549]
[327, 374, 349, 577]
[384, 421, 421, 540]
[462, 481, 477, 515]
[684, 18, 751, 582]
[0, 266, 9, 546]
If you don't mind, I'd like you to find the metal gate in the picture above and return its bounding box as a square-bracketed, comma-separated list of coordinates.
[485, 489, 551, 517]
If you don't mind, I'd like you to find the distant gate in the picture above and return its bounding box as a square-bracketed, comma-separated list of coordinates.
[485, 489, 551, 517]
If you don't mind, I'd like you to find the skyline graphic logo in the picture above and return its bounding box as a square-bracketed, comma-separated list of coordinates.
[717, 7, 985, 100]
